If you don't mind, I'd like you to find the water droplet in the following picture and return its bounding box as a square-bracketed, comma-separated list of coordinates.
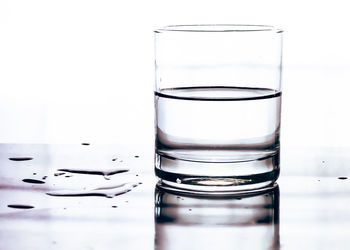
[54, 172, 65, 177]
[33, 173, 37, 175]
[8, 204, 34, 209]
[112, 205, 118, 208]
[81, 143, 90, 146]
[9, 157, 33, 161]
[65, 175, 73, 178]
[112, 158, 118, 161]
[22, 179, 45, 184]
[322, 161, 325, 163]
[136, 174, 139, 176]
[42, 176, 48, 180]
[176, 178, 181, 184]
[134, 155, 139, 158]
[338, 177, 348, 180]
[189, 209, 192, 211]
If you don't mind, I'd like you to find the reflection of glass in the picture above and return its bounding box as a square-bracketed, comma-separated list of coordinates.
[154, 184, 280, 250]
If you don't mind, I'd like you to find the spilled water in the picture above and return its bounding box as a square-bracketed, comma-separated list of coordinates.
[5, 151, 142, 212]
[47, 182, 142, 198]
[57, 168, 130, 180]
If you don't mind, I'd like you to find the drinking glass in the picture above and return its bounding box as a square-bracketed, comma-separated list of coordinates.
[154, 24, 283, 193]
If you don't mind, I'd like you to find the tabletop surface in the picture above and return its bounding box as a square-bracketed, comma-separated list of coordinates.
[0, 144, 349, 250]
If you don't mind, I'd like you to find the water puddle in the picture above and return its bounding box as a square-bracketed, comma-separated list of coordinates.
[46, 182, 141, 198]
[8, 149, 141, 205]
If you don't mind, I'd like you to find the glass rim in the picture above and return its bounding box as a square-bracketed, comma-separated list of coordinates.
[154, 24, 283, 33]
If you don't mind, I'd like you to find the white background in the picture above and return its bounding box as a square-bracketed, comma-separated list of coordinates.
[0, 0, 349, 147]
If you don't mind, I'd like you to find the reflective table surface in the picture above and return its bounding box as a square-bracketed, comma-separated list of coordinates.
[0, 144, 349, 250]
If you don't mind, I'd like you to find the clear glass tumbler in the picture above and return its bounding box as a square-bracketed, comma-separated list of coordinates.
[154, 25, 283, 194]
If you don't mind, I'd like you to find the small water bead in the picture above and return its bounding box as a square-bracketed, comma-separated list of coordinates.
[54, 173, 65, 177]
[9, 157, 33, 161]
[338, 177, 348, 180]
[22, 179, 45, 184]
[8, 204, 34, 209]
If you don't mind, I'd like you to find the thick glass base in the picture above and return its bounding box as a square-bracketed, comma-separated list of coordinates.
[155, 151, 280, 194]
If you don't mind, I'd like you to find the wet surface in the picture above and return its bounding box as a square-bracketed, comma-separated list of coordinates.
[0, 144, 350, 250]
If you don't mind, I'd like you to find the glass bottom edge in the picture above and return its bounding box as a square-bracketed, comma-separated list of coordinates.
[155, 151, 280, 194]
[156, 179, 279, 197]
